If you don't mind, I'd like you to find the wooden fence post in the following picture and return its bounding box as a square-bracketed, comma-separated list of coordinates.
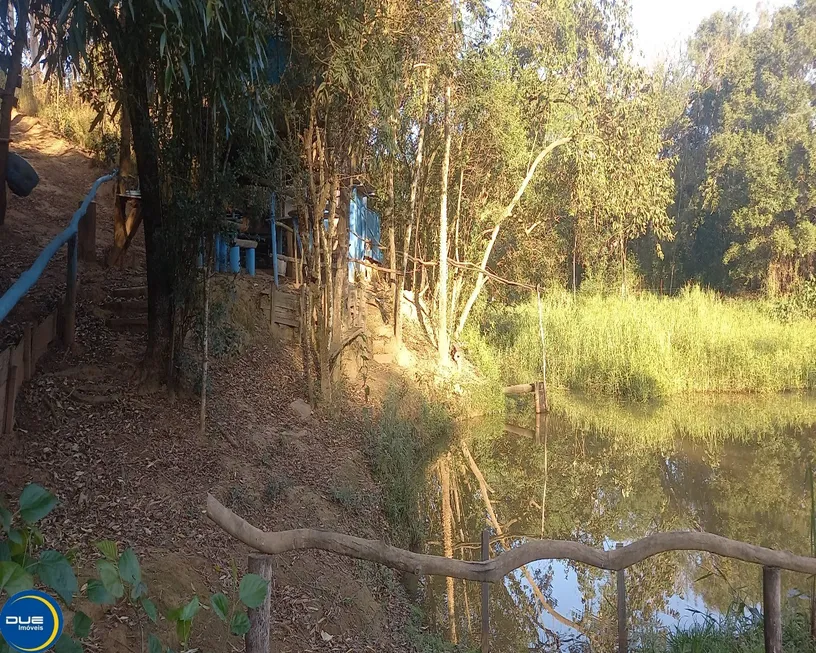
[617, 543, 627, 653]
[481, 529, 489, 653]
[763, 566, 782, 653]
[63, 234, 78, 345]
[246, 554, 273, 653]
[77, 200, 97, 262]
[3, 364, 18, 434]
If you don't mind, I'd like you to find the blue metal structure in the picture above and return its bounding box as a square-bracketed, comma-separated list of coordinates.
[348, 188, 382, 276]
[0, 171, 116, 324]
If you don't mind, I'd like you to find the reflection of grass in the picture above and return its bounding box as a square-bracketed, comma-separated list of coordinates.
[367, 383, 454, 548]
[548, 390, 816, 446]
[476, 286, 816, 401]
[638, 610, 816, 652]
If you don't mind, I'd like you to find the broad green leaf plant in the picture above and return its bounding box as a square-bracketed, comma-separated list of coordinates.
[0, 485, 268, 652]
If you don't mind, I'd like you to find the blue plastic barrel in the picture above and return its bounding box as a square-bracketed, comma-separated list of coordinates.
[246, 248, 256, 276]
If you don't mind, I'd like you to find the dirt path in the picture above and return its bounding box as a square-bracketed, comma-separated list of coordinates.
[0, 116, 415, 652]
[0, 113, 142, 348]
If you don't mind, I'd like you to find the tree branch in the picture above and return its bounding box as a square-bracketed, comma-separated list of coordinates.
[207, 494, 816, 582]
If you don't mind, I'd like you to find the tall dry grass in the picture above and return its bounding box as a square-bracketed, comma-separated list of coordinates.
[470, 286, 816, 401]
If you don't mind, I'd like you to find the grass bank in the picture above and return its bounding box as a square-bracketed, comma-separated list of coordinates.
[471, 286, 816, 401]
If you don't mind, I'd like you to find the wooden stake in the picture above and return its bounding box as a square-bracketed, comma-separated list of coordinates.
[63, 234, 78, 345]
[22, 323, 32, 380]
[78, 200, 97, 262]
[763, 566, 782, 653]
[246, 554, 273, 653]
[481, 528, 489, 653]
[617, 542, 627, 653]
[3, 364, 18, 434]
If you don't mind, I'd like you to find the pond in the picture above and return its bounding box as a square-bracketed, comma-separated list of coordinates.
[420, 392, 816, 651]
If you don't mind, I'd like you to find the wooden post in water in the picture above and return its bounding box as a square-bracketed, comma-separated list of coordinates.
[481, 528, 489, 653]
[246, 554, 273, 653]
[77, 200, 97, 262]
[63, 234, 78, 345]
[617, 543, 628, 653]
[763, 566, 782, 653]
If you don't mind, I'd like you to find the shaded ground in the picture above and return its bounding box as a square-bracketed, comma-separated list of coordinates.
[0, 112, 142, 348]
[0, 116, 415, 652]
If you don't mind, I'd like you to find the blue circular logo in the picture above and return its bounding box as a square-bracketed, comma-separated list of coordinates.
[0, 590, 63, 652]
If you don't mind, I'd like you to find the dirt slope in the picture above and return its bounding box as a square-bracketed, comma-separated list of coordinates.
[0, 116, 415, 651]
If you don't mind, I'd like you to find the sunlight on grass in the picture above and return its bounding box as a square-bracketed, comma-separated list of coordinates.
[472, 287, 816, 401]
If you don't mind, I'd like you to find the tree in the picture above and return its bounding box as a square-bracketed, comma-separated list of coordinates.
[36, 0, 271, 378]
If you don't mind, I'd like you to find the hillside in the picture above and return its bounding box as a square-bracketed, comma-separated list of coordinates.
[0, 115, 420, 652]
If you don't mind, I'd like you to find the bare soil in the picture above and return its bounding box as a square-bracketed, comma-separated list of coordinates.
[0, 116, 416, 652]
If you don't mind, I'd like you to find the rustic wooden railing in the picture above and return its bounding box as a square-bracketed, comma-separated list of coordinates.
[208, 494, 807, 653]
[0, 171, 115, 433]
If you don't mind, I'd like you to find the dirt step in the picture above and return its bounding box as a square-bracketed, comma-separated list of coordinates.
[103, 300, 148, 313]
[106, 317, 148, 331]
[111, 285, 147, 299]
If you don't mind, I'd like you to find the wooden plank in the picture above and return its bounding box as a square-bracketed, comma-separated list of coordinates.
[10, 340, 23, 393]
[32, 316, 52, 366]
[111, 285, 147, 298]
[63, 234, 78, 345]
[103, 300, 148, 312]
[0, 347, 9, 387]
[106, 317, 148, 330]
[235, 238, 258, 249]
[22, 323, 32, 380]
[245, 555, 273, 653]
[3, 364, 18, 434]
[763, 567, 782, 653]
[272, 316, 299, 328]
[78, 200, 97, 262]
[502, 383, 535, 396]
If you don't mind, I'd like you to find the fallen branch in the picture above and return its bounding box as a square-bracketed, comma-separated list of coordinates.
[206, 494, 816, 582]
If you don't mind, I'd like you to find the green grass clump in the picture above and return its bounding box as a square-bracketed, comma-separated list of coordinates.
[367, 384, 453, 548]
[477, 286, 816, 401]
[638, 611, 816, 652]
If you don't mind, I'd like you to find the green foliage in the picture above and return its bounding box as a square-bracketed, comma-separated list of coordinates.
[637, 610, 816, 652]
[479, 287, 816, 401]
[238, 574, 269, 609]
[0, 485, 269, 652]
[368, 385, 454, 547]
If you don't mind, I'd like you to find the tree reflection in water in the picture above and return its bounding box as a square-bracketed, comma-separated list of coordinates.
[421, 392, 816, 651]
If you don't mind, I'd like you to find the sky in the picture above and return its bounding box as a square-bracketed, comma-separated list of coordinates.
[631, 0, 794, 64]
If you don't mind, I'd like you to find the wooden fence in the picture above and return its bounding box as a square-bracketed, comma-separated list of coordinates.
[0, 171, 115, 433]
[207, 494, 808, 653]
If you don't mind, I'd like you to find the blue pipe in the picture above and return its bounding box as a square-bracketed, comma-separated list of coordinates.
[0, 171, 117, 324]
[246, 248, 256, 276]
[229, 245, 240, 273]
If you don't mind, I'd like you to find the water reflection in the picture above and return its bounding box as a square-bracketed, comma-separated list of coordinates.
[421, 392, 816, 651]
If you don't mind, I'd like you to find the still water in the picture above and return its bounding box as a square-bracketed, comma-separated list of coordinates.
[421, 392, 816, 651]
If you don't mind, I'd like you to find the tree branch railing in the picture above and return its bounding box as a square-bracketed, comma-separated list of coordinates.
[208, 494, 805, 653]
[0, 171, 117, 329]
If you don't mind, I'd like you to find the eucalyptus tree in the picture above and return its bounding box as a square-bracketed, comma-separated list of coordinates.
[34, 0, 273, 379]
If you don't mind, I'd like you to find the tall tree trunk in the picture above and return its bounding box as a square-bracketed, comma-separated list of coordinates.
[0, 0, 28, 226]
[127, 70, 171, 377]
[394, 68, 430, 347]
[437, 84, 452, 367]
[199, 246, 210, 439]
[387, 161, 397, 293]
[455, 137, 570, 338]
